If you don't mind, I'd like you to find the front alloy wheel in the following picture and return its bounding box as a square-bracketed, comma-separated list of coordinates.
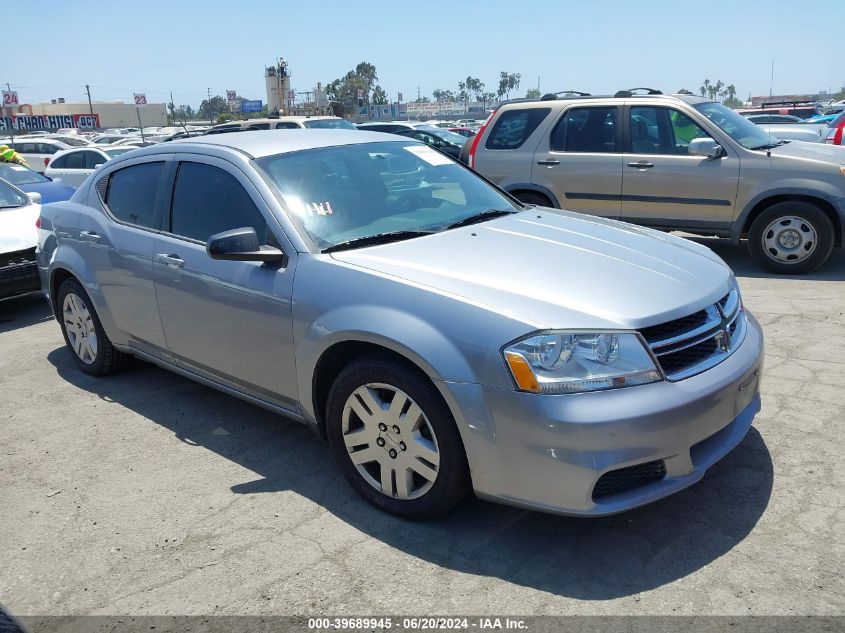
[326, 355, 470, 519]
[342, 383, 440, 500]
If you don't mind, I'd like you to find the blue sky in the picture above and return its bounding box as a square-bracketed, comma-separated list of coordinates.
[4, 0, 843, 108]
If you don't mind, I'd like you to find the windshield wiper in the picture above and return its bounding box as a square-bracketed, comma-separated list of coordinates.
[752, 139, 791, 150]
[441, 208, 515, 231]
[322, 230, 434, 253]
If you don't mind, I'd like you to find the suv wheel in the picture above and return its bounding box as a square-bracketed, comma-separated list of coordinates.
[513, 191, 553, 207]
[57, 278, 128, 376]
[748, 201, 834, 274]
[325, 355, 471, 519]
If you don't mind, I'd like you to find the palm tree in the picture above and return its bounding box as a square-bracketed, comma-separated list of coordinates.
[726, 84, 737, 102]
[701, 79, 711, 98]
[714, 80, 724, 102]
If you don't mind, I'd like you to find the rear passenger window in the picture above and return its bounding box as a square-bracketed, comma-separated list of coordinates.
[550, 107, 617, 152]
[105, 162, 164, 228]
[169, 162, 269, 244]
[63, 152, 87, 169]
[275, 122, 300, 129]
[485, 108, 551, 150]
[247, 123, 271, 130]
[38, 143, 60, 154]
[85, 151, 107, 169]
[49, 155, 67, 169]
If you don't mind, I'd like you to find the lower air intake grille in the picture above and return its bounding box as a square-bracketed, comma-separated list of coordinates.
[593, 460, 667, 501]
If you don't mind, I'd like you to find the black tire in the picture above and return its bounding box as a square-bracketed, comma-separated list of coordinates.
[326, 355, 471, 519]
[56, 277, 128, 376]
[513, 191, 553, 207]
[748, 201, 835, 274]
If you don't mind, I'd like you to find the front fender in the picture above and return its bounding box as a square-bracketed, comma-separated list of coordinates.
[732, 183, 845, 242]
[295, 304, 479, 424]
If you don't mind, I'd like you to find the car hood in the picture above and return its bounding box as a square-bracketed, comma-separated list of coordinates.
[331, 211, 734, 329]
[0, 202, 40, 253]
[768, 139, 845, 162]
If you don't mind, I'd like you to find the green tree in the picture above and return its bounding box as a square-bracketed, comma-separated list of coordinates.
[526, 88, 541, 99]
[481, 91, 497, 110]
[198, 95, 229, 122]
[497, 72, 521, 100]
[324, 61, 380, 112]
[700, 79, 710, 98]
[371, 85, 388, 105]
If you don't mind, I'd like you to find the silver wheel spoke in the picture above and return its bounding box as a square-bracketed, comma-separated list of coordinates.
[412, 437, 440, 467]
[341, 382, 440, 501]
[349, 446, 380, 466]
[394, 468, 413, 499]
[408, 456, 438, 482]
[62, 293, 97, 364]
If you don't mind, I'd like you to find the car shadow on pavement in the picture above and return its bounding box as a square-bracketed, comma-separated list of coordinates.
[48, 346, 774, 601]
[0, 293, 52, 334]
[687, 236, 845, 281]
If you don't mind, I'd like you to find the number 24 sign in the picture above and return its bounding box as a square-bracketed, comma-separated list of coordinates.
[3, 91, 19, 106]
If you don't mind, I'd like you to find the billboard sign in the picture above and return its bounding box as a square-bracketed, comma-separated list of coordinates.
[0, 113, 101, 131]
[240, 100, 263, 113]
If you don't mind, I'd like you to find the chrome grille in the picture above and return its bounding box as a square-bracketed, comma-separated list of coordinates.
[641, 289, 746, 381]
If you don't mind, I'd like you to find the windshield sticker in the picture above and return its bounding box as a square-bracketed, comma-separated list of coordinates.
[307, 201, 334, 216]
[404, 145, 452, 166]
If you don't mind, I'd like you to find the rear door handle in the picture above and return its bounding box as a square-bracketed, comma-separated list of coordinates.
[155, 253, 185, 268]
[79, 230, 100, 243]
[628, 161, 654, 169]
[536, 159, 560, 166]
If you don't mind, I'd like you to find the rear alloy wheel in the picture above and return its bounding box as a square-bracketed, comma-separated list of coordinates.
[56, 278, 127, 376]
[326, 356, 470, 518]
[748, 201, 834, 274]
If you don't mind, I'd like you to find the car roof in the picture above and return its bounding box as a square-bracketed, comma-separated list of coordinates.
[497, 92, 711, 111]
[168, 129, 410, 158]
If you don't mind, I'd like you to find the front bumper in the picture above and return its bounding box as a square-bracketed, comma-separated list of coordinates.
[0, 248, 40, 300]
[444, 312, 764, 516]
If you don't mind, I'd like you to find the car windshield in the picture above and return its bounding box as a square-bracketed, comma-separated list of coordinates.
[694, 102, 774, 150]
[0, 180, 29, 209]
[52, 136, 89, 146]
[254, 141, 519, 251]
[303, 119, 357, 130]
[0, 164, 49, 185]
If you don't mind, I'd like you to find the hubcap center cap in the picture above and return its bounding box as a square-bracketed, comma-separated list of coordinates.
[779, 230, 800, 248]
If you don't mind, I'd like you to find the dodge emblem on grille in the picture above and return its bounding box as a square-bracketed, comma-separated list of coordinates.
[715, 302, 733, 352]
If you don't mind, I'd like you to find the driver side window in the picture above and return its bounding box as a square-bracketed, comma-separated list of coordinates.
[169, 162, 270, 244]
[630, 107, 712, 155]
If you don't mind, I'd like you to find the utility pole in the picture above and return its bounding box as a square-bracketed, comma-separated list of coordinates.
[85, 84, 94, 117]
[207, 87, 213, 125]
[417, 86, 420, 101]
[769, 60, 774, 98]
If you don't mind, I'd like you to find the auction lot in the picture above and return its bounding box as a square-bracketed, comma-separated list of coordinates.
[1, 239, 842, 616]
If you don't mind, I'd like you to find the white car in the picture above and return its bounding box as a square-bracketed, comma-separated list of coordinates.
[356, 121, 437, 132]
[4, 138, 72, 173]
[44, 146, 140, 187]
[0, 179, 41, 300]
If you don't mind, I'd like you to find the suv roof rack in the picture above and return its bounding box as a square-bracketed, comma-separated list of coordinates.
[540, 90, 592, 101]
[745, 100, 818, 108]
[614, 87, 663, 98]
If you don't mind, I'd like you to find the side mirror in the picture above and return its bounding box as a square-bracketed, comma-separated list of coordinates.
[689, 137, 722, 159]
[28, 191, 42, 205]
[207, 227, 286, 264]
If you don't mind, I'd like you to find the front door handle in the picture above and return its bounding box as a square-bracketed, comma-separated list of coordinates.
[79, 230, 100, 243]
[536, 159, 560, 166]
[155, 253, 185, 268]
[628, 161, 655, 169]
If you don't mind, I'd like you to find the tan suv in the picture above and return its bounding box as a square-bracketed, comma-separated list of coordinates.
[468, 90, 845, 273]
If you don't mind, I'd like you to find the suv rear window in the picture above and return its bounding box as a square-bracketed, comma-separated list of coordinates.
[485, 108, 550, 150]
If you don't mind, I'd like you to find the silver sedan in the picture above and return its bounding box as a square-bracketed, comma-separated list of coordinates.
[36, 130, 764, 518]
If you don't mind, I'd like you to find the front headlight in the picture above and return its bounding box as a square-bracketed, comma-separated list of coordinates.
[503, 332, 662, 394]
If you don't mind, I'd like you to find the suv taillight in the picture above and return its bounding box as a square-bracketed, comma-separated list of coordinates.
[834, 125, 844, 145]
[35, 216, 41, 229]
[467, 112, 494, 169]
